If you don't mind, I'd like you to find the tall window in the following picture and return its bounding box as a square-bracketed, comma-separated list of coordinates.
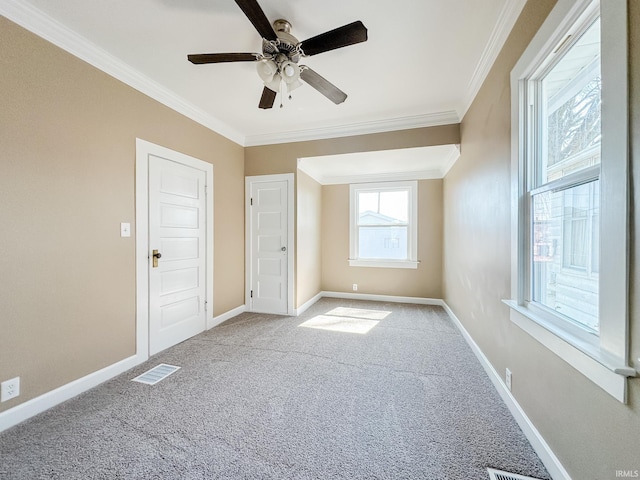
[349, 181, 418, 269]
[529, 15, 601, 335]
[508, 0, 631, 402]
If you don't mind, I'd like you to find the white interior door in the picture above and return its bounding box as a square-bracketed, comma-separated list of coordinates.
[148, 154, 207, 355]
[249, 179, 289, 314]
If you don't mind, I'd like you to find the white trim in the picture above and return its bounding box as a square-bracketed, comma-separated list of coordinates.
[294, 292, 324, 316]
[320, 169, 443, 186]
[135, 139, 214, 362]
[348, 259, 419, 269]
[245, 173, 295, 316]
[244, 112, 460, 147]
[508, 0, 632, 402]
[441, 302, 572, 480]
[460, 0, 527, 118]
[0, 291, 572, 480]
[0, 302, 243, 433]
[505, 301, 628, 402]
[0, 355, 141, 433]
[208, 304, 246, 330]
[0, 0, 244, 146]
[322, 291, 442, 306]
[349, 181, 418, 268]
[0, 0, 463, 148]
[439, 144, 461, 178]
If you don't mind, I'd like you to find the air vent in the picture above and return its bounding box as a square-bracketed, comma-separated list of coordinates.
[131, 364, 180, 385]
[487, 468, 544, 480]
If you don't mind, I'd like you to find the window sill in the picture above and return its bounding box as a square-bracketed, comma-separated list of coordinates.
[502, 300, 635, 403]
[348, 259, 419, 269]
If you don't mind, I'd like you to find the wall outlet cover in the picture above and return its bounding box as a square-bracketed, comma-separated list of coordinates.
[1, 377, 20, 402]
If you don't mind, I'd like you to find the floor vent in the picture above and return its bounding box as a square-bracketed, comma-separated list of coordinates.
[487, 468, 544, 480]
[131, 364, 181, 385]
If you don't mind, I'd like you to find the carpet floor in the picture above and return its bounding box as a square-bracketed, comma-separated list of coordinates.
[0, 298, 550, 479]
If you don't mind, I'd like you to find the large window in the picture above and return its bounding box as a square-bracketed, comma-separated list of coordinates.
[349, 181, 418, 269]
[507, 0, 632, 402]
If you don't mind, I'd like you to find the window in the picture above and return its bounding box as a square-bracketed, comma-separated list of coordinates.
[349, 181, 418, 269]
[507, 0, 632, 402]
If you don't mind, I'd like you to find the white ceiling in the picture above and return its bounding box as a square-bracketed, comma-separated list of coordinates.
[1, 0, 525, 147]
[299, 145, 460, 185]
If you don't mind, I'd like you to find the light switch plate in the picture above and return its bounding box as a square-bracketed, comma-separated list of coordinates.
[120, 222, 131, 237]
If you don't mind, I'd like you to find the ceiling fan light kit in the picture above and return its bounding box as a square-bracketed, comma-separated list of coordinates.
[188, 0, 368, 109]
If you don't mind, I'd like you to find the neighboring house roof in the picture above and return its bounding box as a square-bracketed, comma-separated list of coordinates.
[359, 211, 403, 225]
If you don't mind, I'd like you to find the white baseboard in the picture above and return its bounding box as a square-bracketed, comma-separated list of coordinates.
[0, 354, 141, 433]
[294, 292, 324, 316]
[441, 301, 571, 480]
[322, 291, 443, 306]
[0, 304, 246, 434]
[0, 295, 569, 480]
[208, 304, 246, 329]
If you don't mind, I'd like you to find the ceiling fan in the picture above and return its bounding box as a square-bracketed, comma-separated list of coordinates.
[188, 0, 368, 109]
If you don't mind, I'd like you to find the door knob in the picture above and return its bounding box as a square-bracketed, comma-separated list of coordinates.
[281, 246, 287, 252]
[152, 249, 162, 268]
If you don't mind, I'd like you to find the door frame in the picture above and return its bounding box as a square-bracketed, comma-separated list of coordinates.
[245, 173, 295, 315]
[135, 138, 214, 361]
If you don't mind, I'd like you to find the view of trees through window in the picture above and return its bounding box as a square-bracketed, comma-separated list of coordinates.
[531, 17, 601, 333]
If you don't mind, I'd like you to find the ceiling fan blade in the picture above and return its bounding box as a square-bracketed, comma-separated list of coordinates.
[188, 53, 259, 64]
[300, 67, 347, 105]
[300, 21, 368, 56]
[234, 0, 278, 42]
[259, 86, 277, 109]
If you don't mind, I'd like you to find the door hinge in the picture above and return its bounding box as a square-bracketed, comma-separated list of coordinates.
[250, 197, 253, 206]
[250, 290, 253, 298]
[204, 300, 208, 311]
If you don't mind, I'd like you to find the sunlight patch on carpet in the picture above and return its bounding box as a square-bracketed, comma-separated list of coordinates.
[299, 315, 379, 334]
[299, 307, 390, 334]
[325, 307, 391, 320]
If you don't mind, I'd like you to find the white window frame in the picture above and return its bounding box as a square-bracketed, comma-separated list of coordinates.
[505, 0, 635, 402]
[349, 181, 418, 269]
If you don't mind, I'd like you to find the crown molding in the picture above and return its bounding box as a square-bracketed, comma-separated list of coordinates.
[309, 169, 445, 186]
[440, 144, 461, 177]
[0, 0, 245, 146]
[459, 0, 527, 119]
[244, 111, 460, 147]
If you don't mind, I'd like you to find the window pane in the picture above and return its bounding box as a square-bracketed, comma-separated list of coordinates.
[358, 226, 408, 260]
[358, 192, 379, 219]
[532, 180, 599, 333]
[541, 19, 601, 184]
[358, 190, 408, 225]
[379, 191, 408, 222]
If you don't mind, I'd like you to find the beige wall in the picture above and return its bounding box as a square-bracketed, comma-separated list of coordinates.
[296, 170, 322, 307]
[322, 180, 443, 298]
[0, 18, 245, 413]
[443, 1, 640, 479]
[246, 125, 459, 306]
[244, 124, 460, 177]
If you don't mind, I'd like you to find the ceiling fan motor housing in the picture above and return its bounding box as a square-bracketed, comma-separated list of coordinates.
[263, 19, 301, 63]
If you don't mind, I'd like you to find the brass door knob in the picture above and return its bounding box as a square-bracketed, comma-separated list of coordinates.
[152, 249, 162, 268]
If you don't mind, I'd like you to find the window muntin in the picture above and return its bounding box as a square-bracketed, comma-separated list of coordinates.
[349, 181, 417, 268]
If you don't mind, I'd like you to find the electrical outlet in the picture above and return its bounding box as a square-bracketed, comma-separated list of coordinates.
[505, 368, 512, 391]
[352, 283, 358, 291]
[1, 377, 20, 402]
